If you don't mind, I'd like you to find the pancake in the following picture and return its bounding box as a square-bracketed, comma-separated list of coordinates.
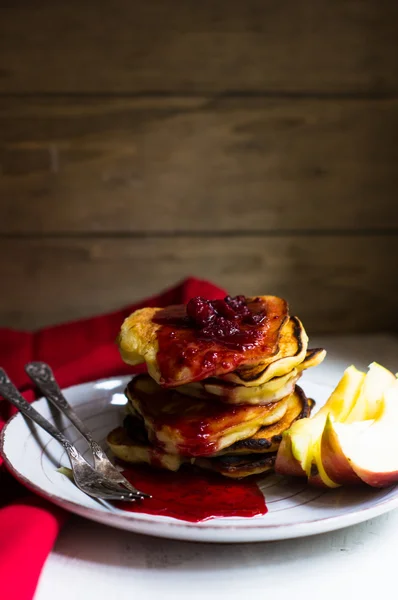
[219, 316, 309, 386]
[176, 369, 300, 406]
[107, 386, 314, 478]
[298, 348, 327, 371]
[174, 348, 324, 406]
[216, 387, 315, 455]
[107, 424, 184, 472]
[221, 344, 325, 388]
[125, 374, 291, 457]
[117, 295, 289, 387]
[107, 425, 277, 478]
[194, 454, 277, 478]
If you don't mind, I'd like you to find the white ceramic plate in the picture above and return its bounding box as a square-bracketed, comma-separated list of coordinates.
[2, 375, 398, 543]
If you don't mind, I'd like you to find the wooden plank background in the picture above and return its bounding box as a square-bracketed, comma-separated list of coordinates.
[1, 0, 398, 94]
[2, 97, 398, 233]
[2, 236, 397, 331]
[1, 0, 398, 332]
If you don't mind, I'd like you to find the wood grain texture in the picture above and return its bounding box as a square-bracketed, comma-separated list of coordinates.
[1, 235, 397, 332]
[1, 0, 398, 94]
[2, 97, 398, 233]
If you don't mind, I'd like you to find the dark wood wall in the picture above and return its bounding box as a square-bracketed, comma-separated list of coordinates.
[1, 1, 398, 332]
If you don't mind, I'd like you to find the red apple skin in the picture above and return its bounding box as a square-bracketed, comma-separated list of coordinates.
[275, 435, 307, 478]
[320, 422, 362, 485]
[348, 467, 398, 488]
[307, 464, 331, 488]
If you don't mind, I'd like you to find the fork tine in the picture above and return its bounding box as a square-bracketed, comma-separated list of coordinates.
[91, 486, 140, 501]
[96, 480, 137, 498]
[78, 487, 139, 503]
[115, 478, 151, 498]
[102, 485, 148, 500]
[73, 465, 145, 499]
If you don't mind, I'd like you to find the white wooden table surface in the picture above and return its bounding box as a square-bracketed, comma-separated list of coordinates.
[35, 334, 398, 600]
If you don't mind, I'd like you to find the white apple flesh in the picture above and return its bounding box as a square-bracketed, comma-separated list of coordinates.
[323, 382, 398, 487]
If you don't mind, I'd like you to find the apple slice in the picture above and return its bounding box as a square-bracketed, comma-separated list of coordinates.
[322, 381, 398, 487]
[274, 433, 306, 478]
[275, 365, 365, 487]
[321, 363, 397, 484]
[345, 362, 396, 423]
[307, 435, 344, 487]
[320, 414, 364, 484]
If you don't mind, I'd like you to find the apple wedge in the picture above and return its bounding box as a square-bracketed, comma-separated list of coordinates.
[345, 362, 396, 423]
[275, 365, 365, 487]
[321, 381, 398, 487]
[320, 414, 364, 484]
[274, 433, 306, 478]
[321, 363, 396, 485]
[307, 435, 343, 487]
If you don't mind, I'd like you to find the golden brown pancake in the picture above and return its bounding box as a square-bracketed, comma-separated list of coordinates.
[117, 295, 289, 387]
[216, 388, 315, 455]
[107, 425, 277, 478]
[297, 348, 327, 373]
[218, 316, 308, 386]
[176, 369, 300, 406]
[221, 344, 325, 387]
[107, 386, 315, 477]
[173, 348, 324, 406]
[107, 425, 184, 472]
[125, 374, 291, 457]
[194, 454, 277, 478]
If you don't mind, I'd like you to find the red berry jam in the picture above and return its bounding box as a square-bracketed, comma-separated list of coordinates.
[152, 295, 288, 387]
[126, 376, 278, 457]
[116, 464, 268, 522]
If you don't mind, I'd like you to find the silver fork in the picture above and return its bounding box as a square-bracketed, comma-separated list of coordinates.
[24, 362, 148, 498]
[0, 368, 145, 502]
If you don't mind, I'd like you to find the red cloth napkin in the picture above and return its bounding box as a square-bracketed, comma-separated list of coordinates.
[0, 277, 226, 600]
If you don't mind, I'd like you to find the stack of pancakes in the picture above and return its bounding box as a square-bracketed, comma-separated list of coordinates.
[107, 295, 325, 478]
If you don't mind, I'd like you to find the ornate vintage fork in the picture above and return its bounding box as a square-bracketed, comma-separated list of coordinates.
[24, 362, 147, 497]
[0, 368, 147, 502]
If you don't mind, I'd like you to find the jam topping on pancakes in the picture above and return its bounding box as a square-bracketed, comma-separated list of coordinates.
[126, 375, 288, 457]
[152, 295, 288, 387]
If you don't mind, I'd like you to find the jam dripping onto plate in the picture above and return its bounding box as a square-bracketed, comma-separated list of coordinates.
[116, 465, 268, 522]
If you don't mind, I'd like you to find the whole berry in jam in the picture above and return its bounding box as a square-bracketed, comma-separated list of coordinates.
[245, 312, 266, 325]
[225, 295, 245, 308]
[211, 299, 239, 320]
[202, 317, 240, 339]
[186, 297, 216, 327]
[225, 295, 251, 318]
[186, 295, 265, 343]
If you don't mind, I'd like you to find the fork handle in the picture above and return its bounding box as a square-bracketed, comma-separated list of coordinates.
[0, 369, 82, 462]
[25, 362, 106, 462]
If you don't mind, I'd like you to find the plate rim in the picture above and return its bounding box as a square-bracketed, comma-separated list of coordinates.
[2, 376, 398, 542]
